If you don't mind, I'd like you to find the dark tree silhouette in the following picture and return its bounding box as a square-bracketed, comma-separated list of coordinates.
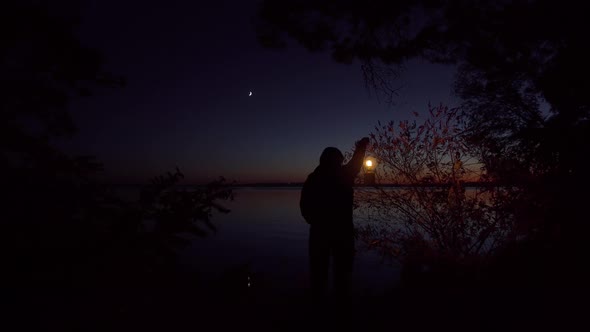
[256, 0, 589, 178]
[2, 1, 123, 284]
[1, 1, 233, 290]
[1, 1, 123, 151]
[2, 4, 236, 330]
[257, 0, 590, 288]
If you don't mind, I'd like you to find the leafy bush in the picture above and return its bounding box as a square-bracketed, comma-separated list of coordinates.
[354, 104, 525, 282]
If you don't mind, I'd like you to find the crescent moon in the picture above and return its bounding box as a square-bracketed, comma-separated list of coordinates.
[248, 91, 253, 96]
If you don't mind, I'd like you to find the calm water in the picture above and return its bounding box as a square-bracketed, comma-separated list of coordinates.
[178, 187, 400, 296]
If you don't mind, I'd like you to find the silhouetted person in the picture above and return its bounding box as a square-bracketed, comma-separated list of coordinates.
[300, 137, 369, 302]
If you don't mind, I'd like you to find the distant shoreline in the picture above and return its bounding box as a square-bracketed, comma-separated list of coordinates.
[231, 181, 498, 188]
[110, 181, 500, 188]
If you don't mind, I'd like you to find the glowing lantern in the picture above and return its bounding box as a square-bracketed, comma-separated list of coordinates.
[364, 158, 376, 185]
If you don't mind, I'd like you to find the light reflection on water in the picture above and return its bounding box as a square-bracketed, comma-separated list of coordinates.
[179, 187, 400, 296]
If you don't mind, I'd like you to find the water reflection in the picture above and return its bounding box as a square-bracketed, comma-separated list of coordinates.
[180, 187, 400, 296]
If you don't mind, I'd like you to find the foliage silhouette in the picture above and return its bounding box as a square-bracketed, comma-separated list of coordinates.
[1, 1, 123, 149]
[256, 0, 590, 183]
[258, 0, 590, 287]
[1, 1, 234, 290]
[354, 104, 528, 286]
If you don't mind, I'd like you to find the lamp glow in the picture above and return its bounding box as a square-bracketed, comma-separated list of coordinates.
[364, 158, 376, 185]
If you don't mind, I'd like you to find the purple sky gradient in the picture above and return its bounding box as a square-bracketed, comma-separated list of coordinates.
[60, 0, 457, 183]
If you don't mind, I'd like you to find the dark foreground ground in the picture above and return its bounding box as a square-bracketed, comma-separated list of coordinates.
[6, 279, 587, 332]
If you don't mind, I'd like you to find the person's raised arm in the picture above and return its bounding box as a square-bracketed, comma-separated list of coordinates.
[343, 137, 369, 181]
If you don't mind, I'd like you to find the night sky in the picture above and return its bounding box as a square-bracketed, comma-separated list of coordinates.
[61, 0, 457, 184]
